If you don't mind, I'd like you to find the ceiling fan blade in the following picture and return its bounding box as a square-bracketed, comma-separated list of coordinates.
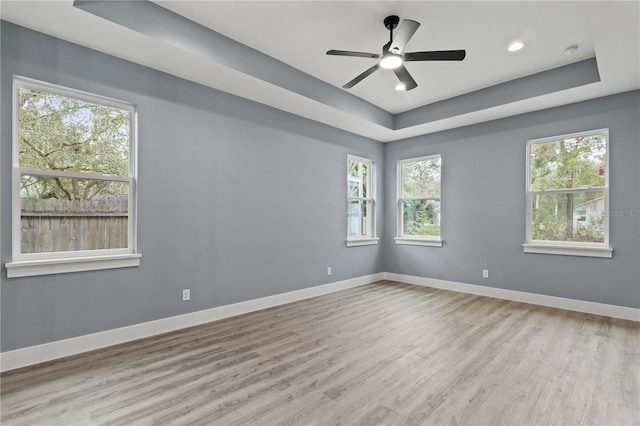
[343, 64, 380, 89]
[327, 50, 381, 59]
[389, 19, 420, 54]
[393, 65, 418, 91]
[404, 50, 466, 61]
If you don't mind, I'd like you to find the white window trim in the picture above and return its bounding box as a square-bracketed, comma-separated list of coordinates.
[394, 237, 443, 247]
[397, 154, 442, 247]
[522, 243, 612, 258]
[524, 128, 611, 258]
[346, 155, 377, 247]
[6, 76, 140, 277]
[346, 237, 380, 247]
[6, 254, 143, 278]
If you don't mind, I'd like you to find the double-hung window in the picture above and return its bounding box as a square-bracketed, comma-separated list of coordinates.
[396, 155, 442, 246]
[6, 77, 141, 277]
[524, 129, 612, 258]
[347, 155, 378, 246]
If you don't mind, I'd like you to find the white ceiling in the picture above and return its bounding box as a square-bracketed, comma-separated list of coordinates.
[159, 1, 602, 114]
[1, 1, 639, 141]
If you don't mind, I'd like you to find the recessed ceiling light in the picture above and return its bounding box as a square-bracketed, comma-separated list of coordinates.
[564, 45, 579, 55]
[508, 41, 524, 52]
[395, 83, 406, 91]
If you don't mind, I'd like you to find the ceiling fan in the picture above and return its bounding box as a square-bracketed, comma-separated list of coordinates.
[327, 15, 466, 91]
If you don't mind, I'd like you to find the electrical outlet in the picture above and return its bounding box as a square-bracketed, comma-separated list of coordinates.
[327, 266, 332, 276]
[182, 289, 191, 301]
[482, 269, 489, 279]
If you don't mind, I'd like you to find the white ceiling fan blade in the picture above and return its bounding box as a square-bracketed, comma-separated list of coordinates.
[389, 19, 420, 54]
[343, 64, 380, 89]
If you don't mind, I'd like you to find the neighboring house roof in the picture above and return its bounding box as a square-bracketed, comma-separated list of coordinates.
[573, 196, 604, 209]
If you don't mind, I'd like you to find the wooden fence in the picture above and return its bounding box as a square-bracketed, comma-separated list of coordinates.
[21, 199, 128, 253]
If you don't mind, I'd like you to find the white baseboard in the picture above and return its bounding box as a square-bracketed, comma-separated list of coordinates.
[3, 271, 637, 372]
[0, 273, 384, 372]
[384, 272, 640, 322]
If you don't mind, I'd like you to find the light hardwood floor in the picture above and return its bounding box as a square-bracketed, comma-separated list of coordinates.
[1, 281, 639, 425]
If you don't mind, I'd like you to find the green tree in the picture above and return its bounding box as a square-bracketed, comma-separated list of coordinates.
[403, 199, 439, 236]
[530, 134, 606, 242]
[402, 157, 441, 198]
[18, 87, 130, 201]
[401, 157, 441, 236]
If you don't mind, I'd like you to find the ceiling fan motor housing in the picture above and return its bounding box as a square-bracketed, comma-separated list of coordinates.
[384, 15, 400, 31]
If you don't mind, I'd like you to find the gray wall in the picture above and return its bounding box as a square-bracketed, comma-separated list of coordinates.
[384, 91, 640, 309]
[0, 22, 384, 352]
[2, 21, 638, 354]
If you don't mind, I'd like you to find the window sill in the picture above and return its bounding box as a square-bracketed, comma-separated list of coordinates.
[394, 237, 443, 247]
[523, 243, 612, 258]
[5, 253, 142, 278]
[346, 237, 379, 247]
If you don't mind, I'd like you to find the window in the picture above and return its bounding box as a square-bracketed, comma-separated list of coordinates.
[396, 155, 442, 246]
[347, 155, 378, 246]
[6, 77, 141, 277]
[524, 129, 612, 258]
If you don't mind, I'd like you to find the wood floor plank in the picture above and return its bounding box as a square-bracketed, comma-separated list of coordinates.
[1, 281, 638, 425]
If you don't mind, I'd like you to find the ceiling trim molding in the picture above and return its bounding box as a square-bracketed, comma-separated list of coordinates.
[73, 0, 394, 129]
[73, 0, 603, 137]
[0, 0, 627, 142]
[394, 58, 600, 130]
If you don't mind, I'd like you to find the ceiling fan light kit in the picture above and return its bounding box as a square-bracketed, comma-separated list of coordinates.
[380, 51, 403, 69]
[327, 15, 466, 91]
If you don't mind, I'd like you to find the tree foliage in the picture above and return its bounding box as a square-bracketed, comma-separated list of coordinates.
[401, 157, 441, 236]
[403, 200, 440, 236]
[530, 135, 605, 190]
[18, 87, 130, 201]
[402, 157, 441, 197]
[530, 134, 606, 242]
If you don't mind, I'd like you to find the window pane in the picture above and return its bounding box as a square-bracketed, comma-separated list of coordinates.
[402, 199, 440, 237]
[401, 157, 441, 197]
[530, 133, 606, 190]
[347, 200, 371, 237]
[20, 175, 129, 253]
[531, 191, 604, 243]
[348, 158, 368, 198]
[18, 87, 130, 176]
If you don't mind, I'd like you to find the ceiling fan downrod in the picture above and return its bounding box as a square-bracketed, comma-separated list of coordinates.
[383, 15, 400, 44]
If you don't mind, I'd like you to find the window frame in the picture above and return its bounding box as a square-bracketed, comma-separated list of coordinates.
[395, 154, 443, 247]
[523, 128, 612, 258]
[346, 155, 378, 247]
[6, 76, 141, 277]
